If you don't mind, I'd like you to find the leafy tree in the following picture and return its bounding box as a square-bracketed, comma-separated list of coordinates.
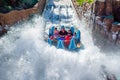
[21, 0, 38, 6]
[0, 0, 38, 13]
[77, 0, 94, 6]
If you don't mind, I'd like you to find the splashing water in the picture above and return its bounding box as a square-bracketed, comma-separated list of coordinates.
[0, 0, 120, 80]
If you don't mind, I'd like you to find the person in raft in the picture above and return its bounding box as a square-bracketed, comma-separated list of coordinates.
[59, 27, 68, 39]
[64, 30, 73, 46]
[53, 28, 59, 39]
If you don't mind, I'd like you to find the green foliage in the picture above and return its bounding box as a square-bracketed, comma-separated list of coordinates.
[77, 0, 84, 5]
[6, 6, 13, 10]
[21, 0, 38, 5]
[0, 0, 8, 7]
[87, 0, 94, 3]
[0, 0, 38, 13]
[77, 0, 94, 6]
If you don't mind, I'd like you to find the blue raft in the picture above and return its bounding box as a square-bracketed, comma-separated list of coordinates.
[44, 26, 82, 50]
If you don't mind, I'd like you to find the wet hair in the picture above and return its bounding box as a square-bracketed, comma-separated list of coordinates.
[55, 28, 57, 30]
[68, 30, 71, 32]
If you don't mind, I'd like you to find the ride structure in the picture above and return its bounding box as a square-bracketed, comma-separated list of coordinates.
[43, 0, 83, 50]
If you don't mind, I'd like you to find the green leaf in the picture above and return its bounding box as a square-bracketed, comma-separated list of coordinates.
[77, 0, 94, 6]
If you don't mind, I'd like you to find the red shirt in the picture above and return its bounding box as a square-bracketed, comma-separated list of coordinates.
[65, 35, 71, 41]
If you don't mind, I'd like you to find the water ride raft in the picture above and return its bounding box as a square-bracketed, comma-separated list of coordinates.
[44, 25, 82, 50]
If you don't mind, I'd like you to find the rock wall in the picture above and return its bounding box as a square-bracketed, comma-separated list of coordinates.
[92, 0, 120, 44]
[113, 1, 120, 22]
[0, 0, 46, 35]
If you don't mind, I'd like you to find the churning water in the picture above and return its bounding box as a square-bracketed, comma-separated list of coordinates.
[0, 0, 120, 80]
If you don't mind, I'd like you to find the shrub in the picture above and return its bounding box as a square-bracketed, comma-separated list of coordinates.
[77, 0, 94, 6]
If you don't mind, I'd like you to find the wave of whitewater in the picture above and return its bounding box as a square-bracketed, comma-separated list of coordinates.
[0, 1, 120, 80]
[0, 15, 120, 80]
